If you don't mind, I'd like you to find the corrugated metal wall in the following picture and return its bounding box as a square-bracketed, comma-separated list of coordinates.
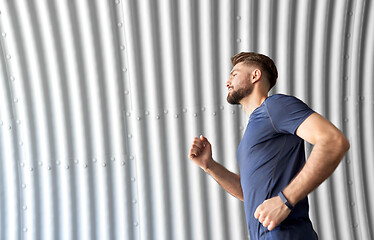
[0, 0, 373, 239]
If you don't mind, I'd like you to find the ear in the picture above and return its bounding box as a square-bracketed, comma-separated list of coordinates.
[250, 69, 262, 84]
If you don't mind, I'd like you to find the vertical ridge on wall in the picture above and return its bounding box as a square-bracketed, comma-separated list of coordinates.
[0, 9, 21, 240]
[158, 1, 189, 239]
[359, 1, 374, 238]
[349, 0, 373, 239]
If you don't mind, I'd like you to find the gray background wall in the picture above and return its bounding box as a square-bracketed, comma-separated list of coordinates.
[0, 0, 373, 239]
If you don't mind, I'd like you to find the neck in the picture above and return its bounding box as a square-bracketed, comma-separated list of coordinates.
[240, 91, 268, 117]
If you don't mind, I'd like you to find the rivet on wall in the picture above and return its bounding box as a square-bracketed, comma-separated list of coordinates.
[2, 32, 6, 37]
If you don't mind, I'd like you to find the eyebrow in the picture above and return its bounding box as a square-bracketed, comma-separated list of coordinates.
[230, 69, 238, 75]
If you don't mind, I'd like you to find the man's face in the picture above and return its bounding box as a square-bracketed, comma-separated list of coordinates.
[226, 62, 254, 105]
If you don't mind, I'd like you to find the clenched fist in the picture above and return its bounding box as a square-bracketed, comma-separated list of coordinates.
[188, 135, 214, 171]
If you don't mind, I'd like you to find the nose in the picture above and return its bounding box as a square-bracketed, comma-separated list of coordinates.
[226, 78, 231, 88]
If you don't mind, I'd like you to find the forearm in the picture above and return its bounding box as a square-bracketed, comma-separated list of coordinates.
[283, 137, 350, 206]
[204, 159, 243, 201]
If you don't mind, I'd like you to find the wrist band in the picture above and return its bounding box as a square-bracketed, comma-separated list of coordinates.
[278, 191, 294, 210]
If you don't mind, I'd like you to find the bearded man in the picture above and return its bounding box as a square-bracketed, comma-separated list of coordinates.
[189, 52, 350, 240]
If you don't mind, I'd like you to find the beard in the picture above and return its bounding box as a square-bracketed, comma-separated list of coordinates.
[226, 84, 253, 105]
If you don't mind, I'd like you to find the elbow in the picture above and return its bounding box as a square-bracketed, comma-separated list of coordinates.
[338, 133, 350, 154]
[319, 131, 350, 158]
[343, 137, 350, 153]
[333, 133, 350, 158]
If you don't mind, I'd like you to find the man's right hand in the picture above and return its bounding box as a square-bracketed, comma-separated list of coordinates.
[188, 135, 214, 171]
[188, 135, 244, 201]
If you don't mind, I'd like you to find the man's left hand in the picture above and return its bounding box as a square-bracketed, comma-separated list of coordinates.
[254, 196, 291, 231]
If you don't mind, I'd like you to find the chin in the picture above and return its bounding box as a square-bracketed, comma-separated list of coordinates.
[227, 96, 239, 105]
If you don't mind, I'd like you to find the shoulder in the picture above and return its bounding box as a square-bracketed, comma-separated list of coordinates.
[266, 94, 302, 105]
[266, 94, 311, 110]
[265, 94, 315, 134]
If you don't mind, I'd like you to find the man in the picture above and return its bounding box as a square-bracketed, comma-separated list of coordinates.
[188, 52, 350, 239]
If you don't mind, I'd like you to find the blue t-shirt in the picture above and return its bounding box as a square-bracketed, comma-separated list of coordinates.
[237, 94, 318, 240]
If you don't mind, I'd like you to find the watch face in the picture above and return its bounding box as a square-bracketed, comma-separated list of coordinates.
[278, 191, 293, 210]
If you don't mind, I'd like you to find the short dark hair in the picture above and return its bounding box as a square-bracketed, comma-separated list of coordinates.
[231, 52, 278, 91]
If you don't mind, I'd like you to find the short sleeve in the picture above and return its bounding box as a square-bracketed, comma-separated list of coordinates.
[265, 94, 315, 135]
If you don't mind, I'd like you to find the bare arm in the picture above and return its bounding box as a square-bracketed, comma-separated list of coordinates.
[254, 112, 350, 231]
[283, 112, 350, 205]
[189, 135, 243, 201]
